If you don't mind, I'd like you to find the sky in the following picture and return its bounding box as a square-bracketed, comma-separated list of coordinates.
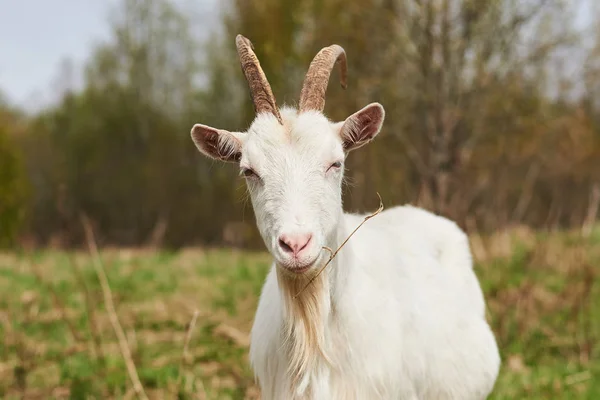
[0, 1, 118, 110]
[0, 0, 218, 112]
[0, 0, 594, 112]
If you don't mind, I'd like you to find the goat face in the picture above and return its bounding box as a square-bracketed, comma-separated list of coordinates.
[190, 35, 385, 274]
[243, 111, 346, 273]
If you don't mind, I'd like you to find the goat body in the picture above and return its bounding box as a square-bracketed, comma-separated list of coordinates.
[250, 205, 500, 399]
[191, 34, 500, 400]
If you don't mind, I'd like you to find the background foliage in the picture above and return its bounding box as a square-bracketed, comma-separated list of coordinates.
[1, 0, 599, 248]
[0, 104, 29, 247]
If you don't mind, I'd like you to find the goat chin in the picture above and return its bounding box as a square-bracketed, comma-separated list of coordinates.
[249, 205, 501, 400]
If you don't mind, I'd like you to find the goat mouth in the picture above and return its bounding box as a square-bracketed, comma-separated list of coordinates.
[290, 263, 313, 274]
[280, 259, 317, 275]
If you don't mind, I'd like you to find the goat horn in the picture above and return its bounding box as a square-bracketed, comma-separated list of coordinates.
[235, 34, 283, 124]
[299, 45, 347, 113]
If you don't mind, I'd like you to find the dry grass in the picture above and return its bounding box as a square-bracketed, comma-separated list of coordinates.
[0, 248, 269, 399]
[0, 226, 599, 399]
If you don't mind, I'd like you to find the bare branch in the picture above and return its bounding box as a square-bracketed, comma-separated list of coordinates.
[582, 183, 600, 238]
[396, 133, 430, 177]
[511, 162, 540, 223]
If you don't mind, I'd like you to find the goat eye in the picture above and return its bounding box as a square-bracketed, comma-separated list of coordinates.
[241, 168, 258, 179]
[328, 161, 342, 171]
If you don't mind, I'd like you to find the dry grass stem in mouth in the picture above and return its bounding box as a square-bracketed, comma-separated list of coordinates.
[81, 214, 149, 400]
[294, 193, 384, 298]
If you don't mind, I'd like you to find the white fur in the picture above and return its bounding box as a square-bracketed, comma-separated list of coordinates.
[192, 106, 500, 399]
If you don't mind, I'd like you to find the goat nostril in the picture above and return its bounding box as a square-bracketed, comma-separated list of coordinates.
[279, 238, 293, 253]
[278, 233, 312, 256]
[299, 235, 312, 251]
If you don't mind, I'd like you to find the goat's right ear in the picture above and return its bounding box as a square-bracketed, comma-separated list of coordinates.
[191, 124, 243, 163]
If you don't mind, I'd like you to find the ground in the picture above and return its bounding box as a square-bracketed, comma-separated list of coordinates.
[0, 227, 598, 399]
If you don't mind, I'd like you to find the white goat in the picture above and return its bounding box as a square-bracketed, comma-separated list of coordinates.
[191, 35, 500, 399]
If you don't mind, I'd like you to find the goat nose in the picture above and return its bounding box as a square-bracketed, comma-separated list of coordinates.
[278, 233, 312, 257]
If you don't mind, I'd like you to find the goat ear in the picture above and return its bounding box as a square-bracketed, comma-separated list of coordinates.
[191, 124, 243, 162]
[338, 103, 385, 152]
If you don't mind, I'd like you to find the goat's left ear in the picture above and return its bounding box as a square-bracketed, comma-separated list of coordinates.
[337, 103, 385, 152]
[191, 124, 243, 162]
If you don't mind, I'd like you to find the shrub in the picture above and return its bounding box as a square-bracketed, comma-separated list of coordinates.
[0, 124, 29, 246]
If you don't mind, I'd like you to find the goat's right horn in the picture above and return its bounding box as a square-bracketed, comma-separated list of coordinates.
[235, 34, 283, 124]
[299, 45, 347, 113]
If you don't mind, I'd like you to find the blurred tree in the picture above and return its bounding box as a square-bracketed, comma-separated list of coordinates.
[20, 0, 210, 247]
[213, 0, 594, 228]
[7, 0, 600, 248]
[0, 103, 29, 246]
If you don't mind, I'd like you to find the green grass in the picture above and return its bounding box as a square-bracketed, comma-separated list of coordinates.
[0, 228, 598, 399]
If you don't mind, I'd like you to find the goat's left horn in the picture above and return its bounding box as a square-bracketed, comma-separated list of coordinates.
[235, 34, 283, 124]
[299, 45, 347, 113]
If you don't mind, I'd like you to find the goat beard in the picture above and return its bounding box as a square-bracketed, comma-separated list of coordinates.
[276, 266, 332, 395]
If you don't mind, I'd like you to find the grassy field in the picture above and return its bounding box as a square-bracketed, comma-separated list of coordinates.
[0, 227, 599, 399]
